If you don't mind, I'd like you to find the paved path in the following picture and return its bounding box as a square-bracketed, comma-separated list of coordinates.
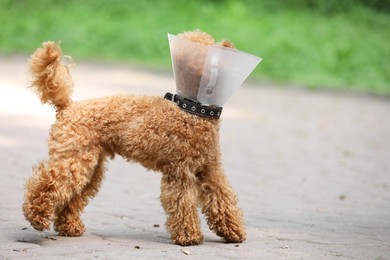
[0, 55, 389, 259]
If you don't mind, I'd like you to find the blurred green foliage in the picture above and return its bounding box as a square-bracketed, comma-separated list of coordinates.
[254, 0, 390, 12]
[0, 0, 389, 94]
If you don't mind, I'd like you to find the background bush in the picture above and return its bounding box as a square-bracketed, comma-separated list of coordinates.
[0, 0, 389, 94]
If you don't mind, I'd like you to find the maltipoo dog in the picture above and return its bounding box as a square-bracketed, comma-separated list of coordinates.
[22, 30, 246, 246]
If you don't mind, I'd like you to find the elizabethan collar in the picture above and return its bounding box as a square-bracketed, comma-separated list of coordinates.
[168, 33, 262, 108]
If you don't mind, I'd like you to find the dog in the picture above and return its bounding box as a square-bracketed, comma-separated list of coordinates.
[22, 30, 246, 246]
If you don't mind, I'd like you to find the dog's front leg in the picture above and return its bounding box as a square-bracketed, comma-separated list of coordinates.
[160, 171, 203, 246]
[198, 166, 247, 243]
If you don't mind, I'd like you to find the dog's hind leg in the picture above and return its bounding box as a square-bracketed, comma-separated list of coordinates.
[160, 166, 204, 246]
[54, 154, 107, 236]
[197, 165, 247, 243]
[22, 149, 102, 233]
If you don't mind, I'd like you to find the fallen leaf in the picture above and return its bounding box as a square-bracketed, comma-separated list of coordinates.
[13, 248, 28, 252]
[120, 216, 129, 220]
[339, 194, 347, 200]
[182, 249, 191, 255]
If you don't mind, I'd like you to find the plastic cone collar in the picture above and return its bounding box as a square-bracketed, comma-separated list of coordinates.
[168, 33, 262, 107]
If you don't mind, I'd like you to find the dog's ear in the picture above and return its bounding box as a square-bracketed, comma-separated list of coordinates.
[218, 40, 235, 48]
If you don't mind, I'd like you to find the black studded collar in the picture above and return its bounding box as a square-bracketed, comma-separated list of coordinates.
[164, 92, 222, 119]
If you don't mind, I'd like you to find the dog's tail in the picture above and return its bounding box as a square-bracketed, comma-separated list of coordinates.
[29, 41, 74, 111]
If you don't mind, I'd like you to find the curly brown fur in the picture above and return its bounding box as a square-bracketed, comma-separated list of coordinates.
[29, 41, 73, 110]
[23, 31, 246, 246]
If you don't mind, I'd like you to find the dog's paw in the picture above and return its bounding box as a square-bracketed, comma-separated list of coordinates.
[29, 218, 51, 232]
[55, 220, 85, 237]
[217, 227, 247, 243]
[23, 209, 51, 231]
[173, 232, 204, 246]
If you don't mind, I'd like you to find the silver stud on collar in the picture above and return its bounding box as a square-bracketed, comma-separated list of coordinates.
[201, 109, 206, 114]
[191, 106, 196, 111]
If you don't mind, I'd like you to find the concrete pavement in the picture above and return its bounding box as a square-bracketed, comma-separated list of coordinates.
[0, 55, 389, 259]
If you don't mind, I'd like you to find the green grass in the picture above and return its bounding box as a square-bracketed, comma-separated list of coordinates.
[1, 0, 389, 94]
